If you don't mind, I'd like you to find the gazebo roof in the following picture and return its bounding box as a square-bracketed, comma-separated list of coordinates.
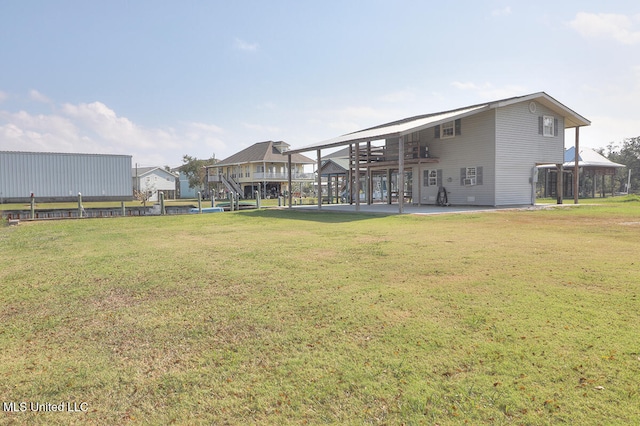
[563, 147, 625, 169]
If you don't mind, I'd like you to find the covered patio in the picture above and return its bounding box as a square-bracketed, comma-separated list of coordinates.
[286, 105, 486, 213]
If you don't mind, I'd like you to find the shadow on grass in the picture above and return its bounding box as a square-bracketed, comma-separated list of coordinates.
[236, 208, 390, 223]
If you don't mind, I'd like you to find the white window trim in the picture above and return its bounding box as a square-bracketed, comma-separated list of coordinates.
[543, 115, 554, 137]
[428, 169, 438, 186]
[441, 121, 455, 139]
[464, 167, 476, 186]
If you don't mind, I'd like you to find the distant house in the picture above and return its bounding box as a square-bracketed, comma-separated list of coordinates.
[132, 167, 177, 201]
[538, 147, 626, 198]
[206, 141, 315, 199]
[0, 151, 132, 203]
[172, 166, 202, 199]
[286, 92, 590, 210]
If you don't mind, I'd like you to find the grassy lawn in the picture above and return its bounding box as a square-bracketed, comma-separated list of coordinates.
[1, 201, 639, 424]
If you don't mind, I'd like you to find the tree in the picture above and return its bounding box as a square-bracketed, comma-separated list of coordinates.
[604, 136, 640, 194]
[181, 154, 217, 197]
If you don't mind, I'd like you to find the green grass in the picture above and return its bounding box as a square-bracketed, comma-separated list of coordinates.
[1, 202, 639, 424]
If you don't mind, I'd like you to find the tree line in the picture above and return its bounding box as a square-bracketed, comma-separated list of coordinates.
[602, 136, 639, 194]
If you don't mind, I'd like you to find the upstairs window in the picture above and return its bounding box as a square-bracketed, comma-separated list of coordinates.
[435, 119, 461, 139]
[441, 121, 455, 138]
[539, 115, 559, 137]
[543, 116, 554, 137]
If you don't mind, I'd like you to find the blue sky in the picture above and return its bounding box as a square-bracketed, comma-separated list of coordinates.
[1, 1, 639, 167]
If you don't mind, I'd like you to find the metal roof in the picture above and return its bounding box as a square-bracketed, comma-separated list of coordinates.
[287, 92, 591, 154]
[563, 147, 625, 168]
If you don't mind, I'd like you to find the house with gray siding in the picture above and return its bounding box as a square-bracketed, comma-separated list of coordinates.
[286, 92, 590, 210]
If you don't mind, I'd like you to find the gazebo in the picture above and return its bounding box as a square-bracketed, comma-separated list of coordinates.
[538, 147, 626, 198]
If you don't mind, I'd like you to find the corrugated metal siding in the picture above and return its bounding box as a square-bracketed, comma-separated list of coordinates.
[415, 109, 496, 205]
[0, 151, 132, 201]
[495, 101, 564, 205]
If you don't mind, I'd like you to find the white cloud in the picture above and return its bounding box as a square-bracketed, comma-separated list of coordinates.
[0, 97, 228, 167]
[29, 89, 52, 104]
[568, 12, 640, 45]
[378, 89, 417, 103]
[577, 114, 640, 150]
[491, 6, 511, 17]
[234, 37, 259, 52]
[451, 81, 528, 99]
[242, 122, 281, 134]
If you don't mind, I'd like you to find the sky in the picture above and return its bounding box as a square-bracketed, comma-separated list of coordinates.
[1, 1, 639, 168]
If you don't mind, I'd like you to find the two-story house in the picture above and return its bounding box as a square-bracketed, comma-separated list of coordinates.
[207, 141, 315, 199]
[286, 92, 591, 210]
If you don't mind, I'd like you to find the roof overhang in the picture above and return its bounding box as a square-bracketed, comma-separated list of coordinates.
[287, 92, 591, 155]
[287, 104, 488, 154]
[493, 92, 591, 128]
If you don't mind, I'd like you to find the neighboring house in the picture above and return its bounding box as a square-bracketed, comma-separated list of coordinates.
[132, 167, 177, 201]
[171, 166, 203, 199]
[286, 92, 590, 210]
[206, 141, 315, 199]
[538, 147, 626, 198]
[0, 151, 132, 203]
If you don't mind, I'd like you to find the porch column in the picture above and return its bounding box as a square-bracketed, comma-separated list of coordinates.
[367, 141, 372, 205]
[355, 142, 360, 212]
[317, 149, 322, 209]
[287, 154, 292, 208]
[574, 127, 580, 204]
[386, 168, 392, 205]
[556, 163, 563, 204]
[399, 135, 405, 213]
[348, 144, 353, 205]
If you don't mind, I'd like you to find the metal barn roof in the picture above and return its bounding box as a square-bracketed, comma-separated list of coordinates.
[287, 92, 591, 154]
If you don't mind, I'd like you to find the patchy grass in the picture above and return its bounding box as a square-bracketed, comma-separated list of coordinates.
[1, 201, 639, 424]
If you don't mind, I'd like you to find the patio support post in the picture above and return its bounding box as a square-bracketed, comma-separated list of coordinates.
[399, 135, 405, 214]
[574, 126, 580, 204]
[355, 142, 360, 212]
[367, 141, 372, 205]
[556, 163, 563, 204]
[287, 154, 292, 208]
[348, 144, 353, 205]
[317, 149, 322, 209]
[386, 168, 392, 205]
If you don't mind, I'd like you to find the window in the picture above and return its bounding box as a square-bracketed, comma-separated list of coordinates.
[543, 115, 554, 137]
[424, 169, 443, 187]
[460, 166, 483, 186]
[539, 115, 558, 137]
[423, 169, 438, 187]
[435, 119, 461, 139]
[441, 121, 455, 139]
[465, 167, 476, 185]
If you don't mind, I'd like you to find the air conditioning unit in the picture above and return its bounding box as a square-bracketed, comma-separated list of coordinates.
[464, 178, 476, 186]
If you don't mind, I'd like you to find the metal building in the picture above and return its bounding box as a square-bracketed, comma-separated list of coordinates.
[0, 151, 132, 203]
